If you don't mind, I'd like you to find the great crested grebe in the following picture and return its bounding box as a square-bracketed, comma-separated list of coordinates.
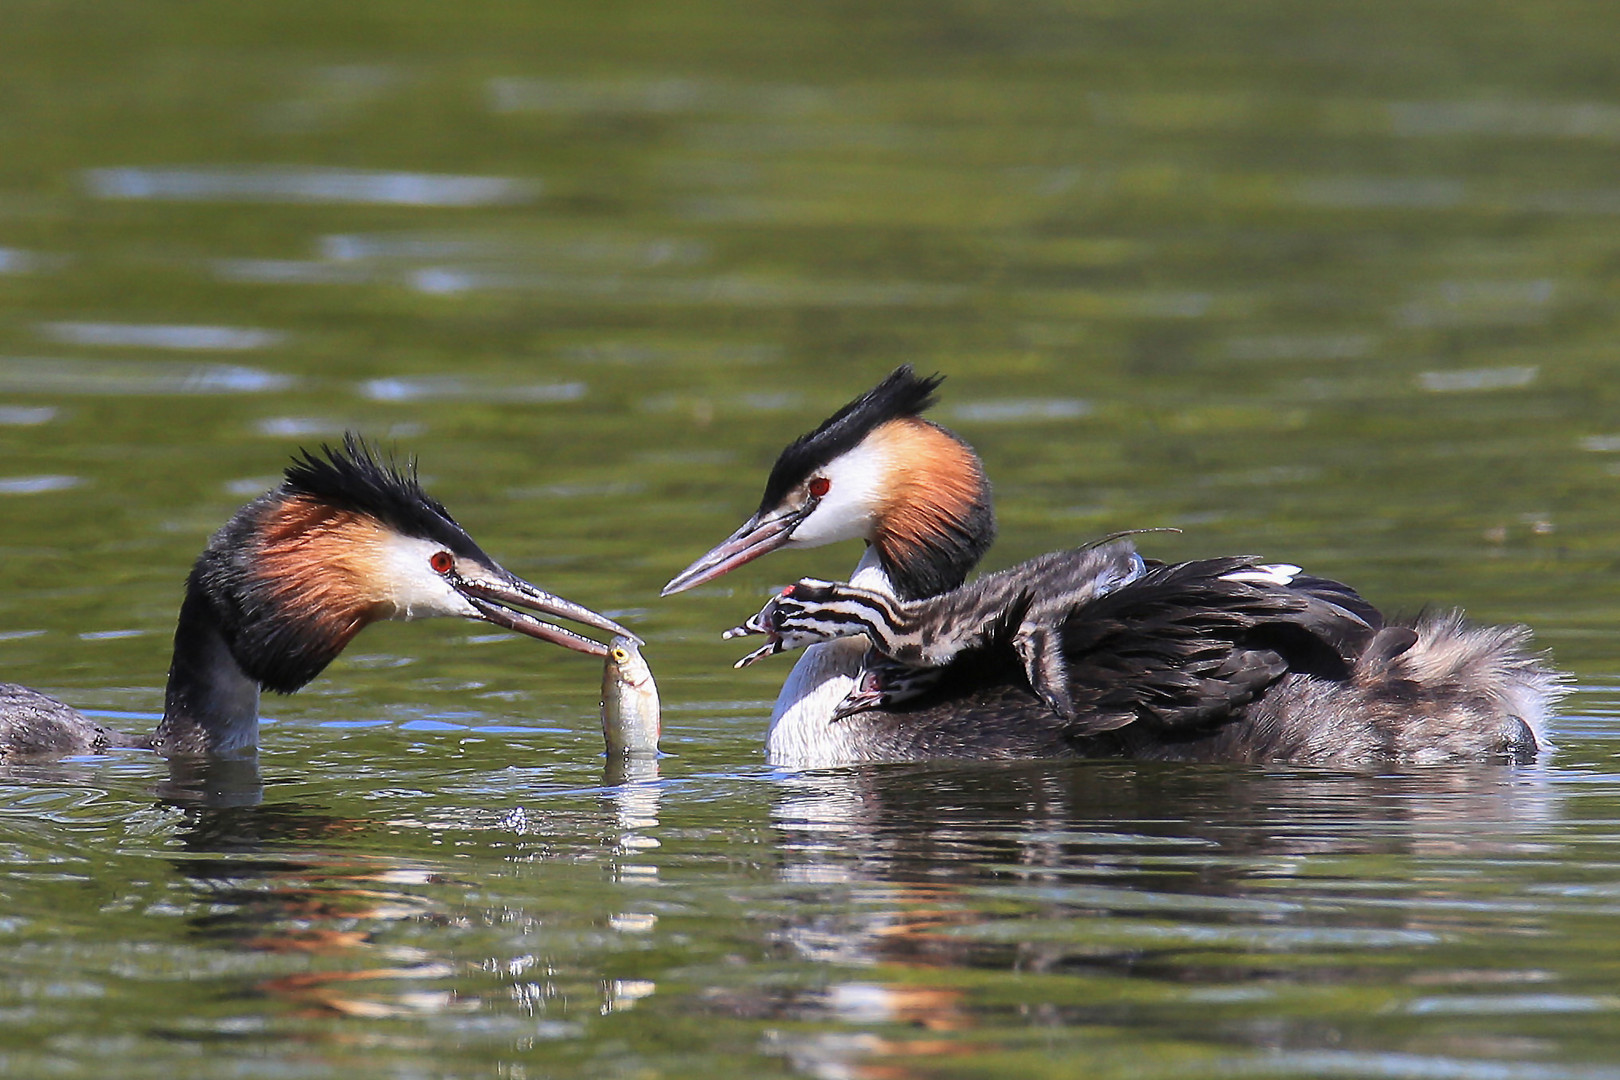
[663, 367, 1562, 767]
[0, 435, 635, 762]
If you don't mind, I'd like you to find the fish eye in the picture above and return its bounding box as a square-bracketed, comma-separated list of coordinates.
[611, 646, 629, 663]
[807, 476, 831, 499]
[430, 551, 454, 574]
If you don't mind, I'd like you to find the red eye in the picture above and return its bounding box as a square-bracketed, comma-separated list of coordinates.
[430, 551, 454, 574]
[807, 476, 831, 499]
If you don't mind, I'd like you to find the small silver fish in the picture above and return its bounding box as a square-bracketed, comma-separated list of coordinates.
[601, 635, 660, 757]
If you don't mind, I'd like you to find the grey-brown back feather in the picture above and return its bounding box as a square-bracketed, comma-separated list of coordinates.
[0, 684, 139, 760]
[830, 608, 1559, 765]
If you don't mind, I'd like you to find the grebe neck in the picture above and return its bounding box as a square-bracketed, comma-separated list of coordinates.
[765, 544, 897, 766]
[150, 574, 260, 758]
[848, 544, 898, 595]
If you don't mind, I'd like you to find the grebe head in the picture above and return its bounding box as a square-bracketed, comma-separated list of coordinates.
[662, 366, 995, 601]
[193, 435, 635, 694]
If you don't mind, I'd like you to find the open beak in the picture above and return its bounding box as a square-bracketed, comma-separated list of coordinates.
[830, 669, 887, 722]
[456, 566, 638, 658]
[661, 506, 808, 596]
[830, 689, 883, 722]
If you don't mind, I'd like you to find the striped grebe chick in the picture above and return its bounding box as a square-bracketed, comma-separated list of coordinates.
[731, 545, 1405, 733]
[728, 540, 1156, 720]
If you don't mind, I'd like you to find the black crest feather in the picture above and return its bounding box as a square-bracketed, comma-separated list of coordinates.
[282, 433, 485, 559]
[758, 365, 943, 513]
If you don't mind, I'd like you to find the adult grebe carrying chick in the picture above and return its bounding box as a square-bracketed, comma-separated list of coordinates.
[665, 367, 1561, 768]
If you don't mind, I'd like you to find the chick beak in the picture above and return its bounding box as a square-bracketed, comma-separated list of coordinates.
[830, 689, 884, 722]
[662, 505, 809, 596]
[455, 565, 637, 658]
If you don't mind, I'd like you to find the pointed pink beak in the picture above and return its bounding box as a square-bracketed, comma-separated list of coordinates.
[661, 505, 810, 596]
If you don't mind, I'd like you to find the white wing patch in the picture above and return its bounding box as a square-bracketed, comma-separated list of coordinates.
[1220, 563, 1302, 587]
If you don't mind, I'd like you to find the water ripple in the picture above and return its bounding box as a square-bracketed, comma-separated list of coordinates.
[0, 248, 46, 275]
[84, 166, 538, 207]
[212, 259, 374, 286]
[953, 398, 1092, 423]
[0, 407, 56, 426]
[39, 322, 284, 351]
[358, 377, 586, 404]
[0, 476, 81, 495]
[1389, 99, 1620, 140]
[1418, 366, 1539, 393]
[407, 268, 967, 307]
[0, 358, 292, 395]
[1242, 1050, 1620, 1079]
[487, 77, 824, 117]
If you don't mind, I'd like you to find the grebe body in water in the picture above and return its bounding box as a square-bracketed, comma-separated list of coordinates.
[0, 436, 634, 761]
[664, 367, 1561, 768]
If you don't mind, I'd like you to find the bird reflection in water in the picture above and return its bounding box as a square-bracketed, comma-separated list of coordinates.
[157, 775, 669, 1023]
[158, 768, 465, 1020]
[714, 762, 1566, 1077]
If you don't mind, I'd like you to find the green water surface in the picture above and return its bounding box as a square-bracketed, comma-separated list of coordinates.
[2, 2, 1620, 1077]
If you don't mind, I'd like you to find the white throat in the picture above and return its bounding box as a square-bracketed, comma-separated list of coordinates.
[764, 545, 893, 767]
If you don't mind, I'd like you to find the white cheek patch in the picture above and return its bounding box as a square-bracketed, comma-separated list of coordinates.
[784, 440, 889, 548]
[377, 533, 479, 620]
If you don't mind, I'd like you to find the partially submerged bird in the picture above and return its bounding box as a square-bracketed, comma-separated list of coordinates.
[0, 435, 636, 761]
[665, 366, 1562, 767]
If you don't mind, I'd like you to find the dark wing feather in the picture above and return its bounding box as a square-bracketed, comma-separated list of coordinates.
[978, 587, 1036, 650]
[1053, 558, 1381, 736]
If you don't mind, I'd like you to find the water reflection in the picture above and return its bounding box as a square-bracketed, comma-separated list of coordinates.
[157, 757, 266, 811]
[0, 475, 81, 494]
[601, 754, 662, 1015]
[359, 376, 586, 404]
[1418, 366, 1541, 393]
[0, 357, 292, 395]
[487, 77, 825, 118]
[745, 762, 1570, 1075]
[0, 406, 56, 425]
[39, 322, 284, 351]
[84, 166, 537, 207]
[0, 248, 53, 275]
[160, 773, 467, 1021]
[320, 231, 709, 269]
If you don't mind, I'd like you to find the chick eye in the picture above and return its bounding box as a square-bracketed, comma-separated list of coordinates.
[430, 551, 454, 574]
[807, 476, 831, 499]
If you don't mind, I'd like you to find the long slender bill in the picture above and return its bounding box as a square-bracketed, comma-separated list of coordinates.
[458, 569, 638, 657]
[661, 508, 806, 596]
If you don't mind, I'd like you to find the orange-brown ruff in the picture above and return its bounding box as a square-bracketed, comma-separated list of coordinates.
[872, 418, 988, 584]
[253, 496, 394, 659]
